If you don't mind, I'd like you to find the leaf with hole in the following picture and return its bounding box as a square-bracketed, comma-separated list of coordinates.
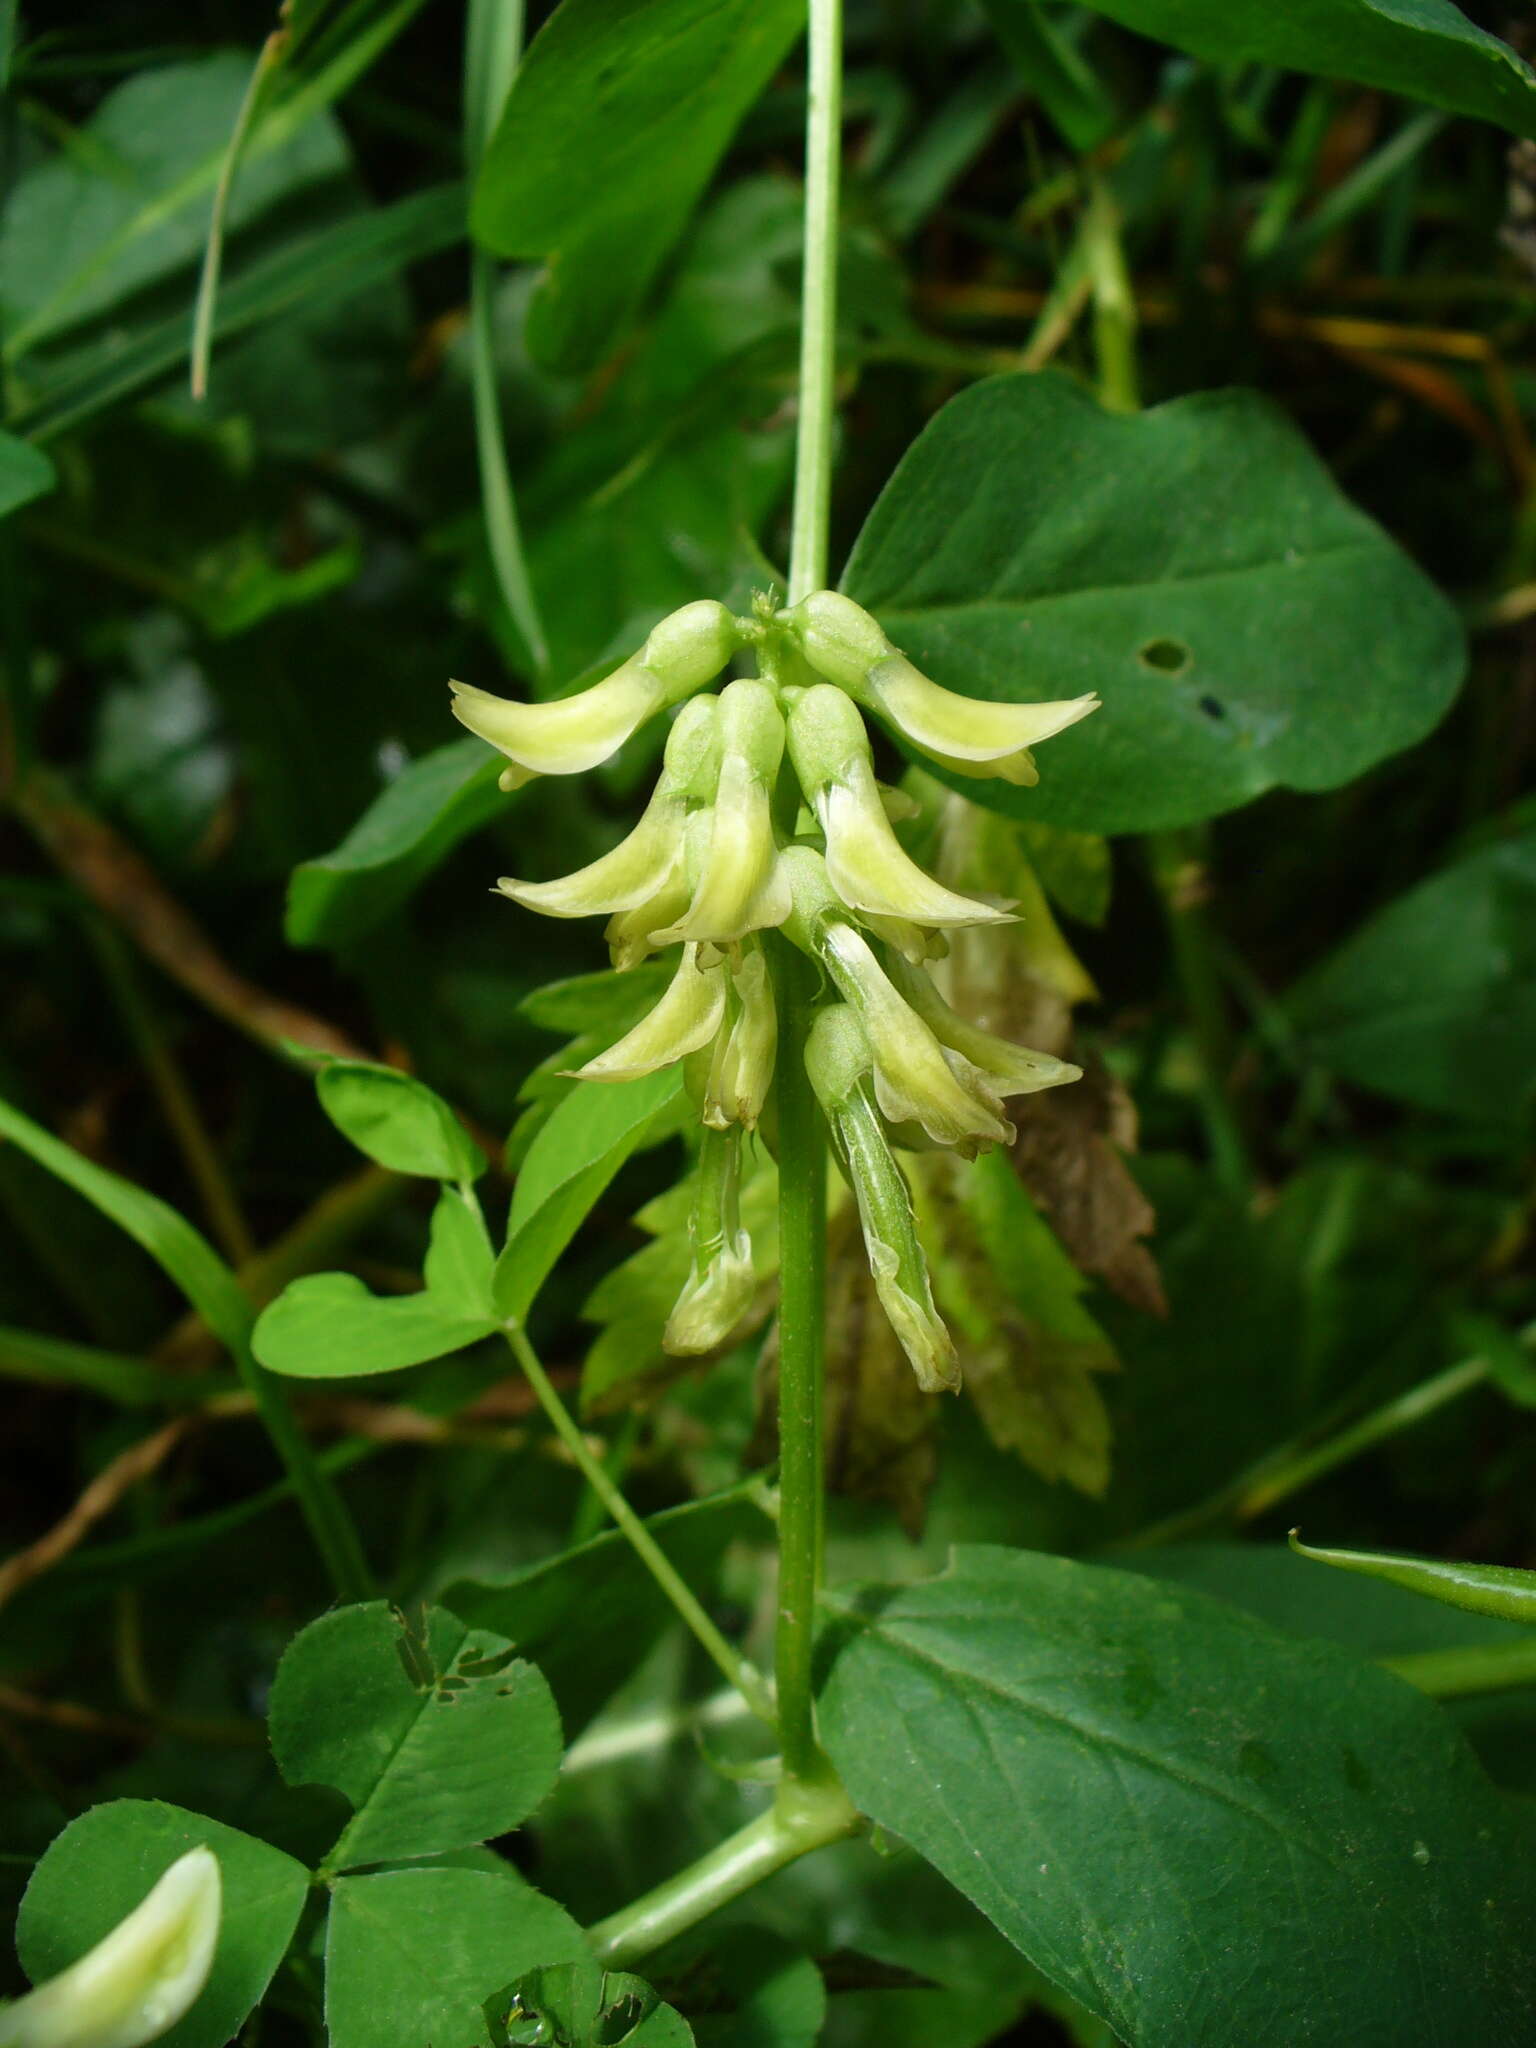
[15, 1801, 308, 2048]
[841, 374, 1464, 833]
[269, 1600, 562, 1870]
[817, 1545, 1536, 2046]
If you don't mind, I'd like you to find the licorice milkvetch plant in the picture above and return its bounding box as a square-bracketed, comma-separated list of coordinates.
[451, 590, 1097, 1392]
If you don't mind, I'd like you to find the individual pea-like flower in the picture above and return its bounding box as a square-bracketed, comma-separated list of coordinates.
[0, 1848, 221, 2048]
[571, 944, 726, 1083]
[805, 1006, 957, 1393]
[651, 678, 793, 948]
[451, 599, 738, 789]
[698, 943, 777, 1131]
[664, 1126, 756, 1354]
[495, 696, 719, 950]
[785, 685, 1013, 931]
[784, 591, 1098, 786]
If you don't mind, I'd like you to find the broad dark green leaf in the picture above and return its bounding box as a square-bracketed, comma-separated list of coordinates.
[817, 1546, 1536, 2046]
[269, 1601, 561, 1869]
[444, 1481, 763, 1734]
[841, 374, 1464, 833]
[286, 739, 508, 948]
[1287, 826, 1536, 1123]
[1065, 0, 1536, 140]
[0, 431, 54, 519]
[496, 1068, 685, 1321]
[1290, 1531, 1536, 1626]
[471, 0, 805, 368]
[315, 1059, 485, 1181]
[325, 1867, 587, 2048]
[16, 1801, 308, 2048]
[0, 1093, 250, 1351]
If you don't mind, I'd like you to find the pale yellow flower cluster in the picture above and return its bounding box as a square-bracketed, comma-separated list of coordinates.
[450, 591, 1097, 1389]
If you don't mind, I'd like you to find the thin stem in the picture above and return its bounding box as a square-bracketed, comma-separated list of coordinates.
[233, 1344, 376, 1602]
[502, 1324, 775, 1724]
[1146, 830, 1251, 1198]
[772, 944, 829, 1783]
[587, 1776, 860, 1967]
[786, 0, 843, 605]
[465, 0, 547, 675]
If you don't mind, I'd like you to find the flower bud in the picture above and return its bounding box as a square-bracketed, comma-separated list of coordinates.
[861, 655, 1099, 788]
[664, 1127, 755, 1354]
[805, 1007, 959, 1394]
[572, 944, 726, 1082]
[0, 1847, 221, 2048]
[783, 591, 891, 689]
[701, 944, 777, 1131]
[787, 686, 1011, 930]
[651, 680, 791, 947]
[496, 697, 720, 921]
[449, 602, 736, 782]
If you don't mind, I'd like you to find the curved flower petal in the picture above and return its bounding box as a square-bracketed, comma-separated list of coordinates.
[865, 656, 1099, 783]
[573, 945, 726, 1082]
[651, 681, 791, 947]
[787, 686, 1010, 930]
[890, 955, 1082, 1097]
[0, 1848, 221, 2048]
[451, 600, 737, 780]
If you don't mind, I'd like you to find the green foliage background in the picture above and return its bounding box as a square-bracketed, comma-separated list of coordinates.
[2, 1, 1535, 2043]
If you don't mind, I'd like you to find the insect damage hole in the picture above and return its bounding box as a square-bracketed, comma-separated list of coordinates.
[1138, 636, 1192, 676]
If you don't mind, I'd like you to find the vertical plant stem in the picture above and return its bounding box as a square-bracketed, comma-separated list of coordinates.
[773, 945, 829, 1783]
[1147, 830, 1251, 1196]
[465, 0, 547, 676]
[502, 1324, 775, 1724]
[786, 0, 843, 606]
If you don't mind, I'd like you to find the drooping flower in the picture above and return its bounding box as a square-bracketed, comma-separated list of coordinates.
[887, 951, 1082, 1099]
[495, 696, 719, 924]
[699, 943, 778, 1131]
[805, 1006, 958, 1393]
[450, 600, 738, 787]
[786, 685, 1013, 930]
[571, 944, 727, 1083]
[650, 679, 792, 948]
[0, 1848, 221, 2048]
[664, 1126, 756, 1354]
[785, 591, 1098, 786]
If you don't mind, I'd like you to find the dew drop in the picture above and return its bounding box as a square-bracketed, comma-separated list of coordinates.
[1412, 1841, 1431, 1866]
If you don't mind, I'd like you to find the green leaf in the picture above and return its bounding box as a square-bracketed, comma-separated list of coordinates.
[979, 1, 1116, 150]
[471, 0, 805, 369]
[269, 1601, 561, 1870]
[492, 1959, 694, 2046]
[0, 431, 54, 519]
[0, 1092, 250, 1351]
[15, 1801, 308, 2048]
[1287, 826, 1536, 1123]
[316, 1059, 485, 1181]
[443, 1481, 763, 1735]
[496, 1068, 685, 1321]
[817, 1546, 1536, 2046]
[841, 374, 1464, 834]
[689, 1930, 826, 2048]
[1064, 0, 1536, 140]
[1289, 1531, 1536, 1627]
[325, 1866, 587, 2048]
[286, 739, 509, 949]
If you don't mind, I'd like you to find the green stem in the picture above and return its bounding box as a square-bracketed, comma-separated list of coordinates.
[234, 1343, 376, 1603]
[587, 1777, 860, 1967]
[785, 0, 843, 605]
[465, 0, 547, 675]
[772, 945, 829, 1784]
[502, 1325, 775, 1724]
[1146, 830, 1251, 1198]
